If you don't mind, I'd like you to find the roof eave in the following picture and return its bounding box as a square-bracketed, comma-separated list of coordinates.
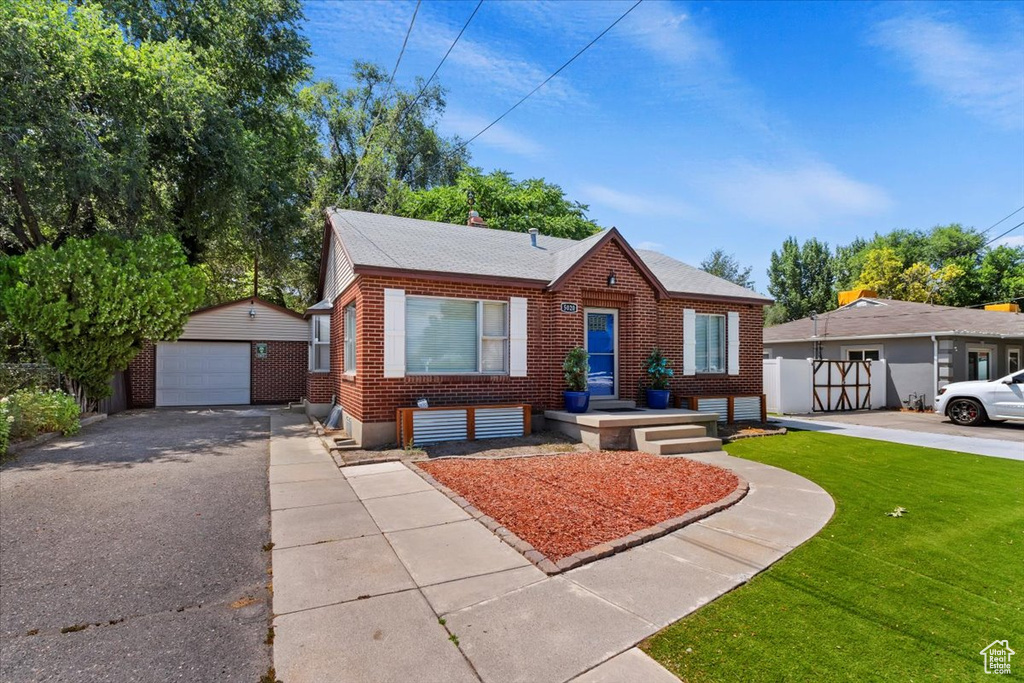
[353, 265, 549, 289]
[764, 330, 1024, 343]
[667, 291, 774, 306]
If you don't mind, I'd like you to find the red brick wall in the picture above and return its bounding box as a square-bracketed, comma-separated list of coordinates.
[331, 238, 766, 424]
[127, 342, 156, 408]
[658, 299, 765, 398]
[251, 340, 307, 404]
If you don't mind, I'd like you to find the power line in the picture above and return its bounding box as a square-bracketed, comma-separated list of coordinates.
[341, 0, 422, 198]
[362, 0, 484, 189]
[979, 205, 1024, 236]
[425, 0, 644, 176]
[982, 220, 1023, 249]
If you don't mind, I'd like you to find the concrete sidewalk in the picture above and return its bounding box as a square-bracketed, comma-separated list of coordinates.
[776, 417, 1024, 460]
[269, 412, 835, 683]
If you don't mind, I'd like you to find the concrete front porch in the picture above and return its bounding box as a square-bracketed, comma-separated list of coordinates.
[545, 401, 721, 452]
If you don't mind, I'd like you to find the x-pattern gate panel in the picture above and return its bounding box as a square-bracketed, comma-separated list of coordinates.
[812, 360, 872, 412]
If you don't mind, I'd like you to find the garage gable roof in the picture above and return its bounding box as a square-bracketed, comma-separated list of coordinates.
[181, 298, 308, 342]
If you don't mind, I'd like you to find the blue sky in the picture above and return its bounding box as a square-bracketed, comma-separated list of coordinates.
[303, 0, 1024, 291]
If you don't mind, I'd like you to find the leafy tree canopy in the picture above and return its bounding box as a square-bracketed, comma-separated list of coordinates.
[399, 168, 601, 240]
[300, 62, 468, 216]
[699, 249, 755, 289]
[1, 0, 246, 255]
[765, 237, 835, 325]
[0, 234, 205, 407]
[855, 247, 965, 303]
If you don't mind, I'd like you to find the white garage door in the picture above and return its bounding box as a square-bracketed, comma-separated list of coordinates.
[156, 342, 251, 406]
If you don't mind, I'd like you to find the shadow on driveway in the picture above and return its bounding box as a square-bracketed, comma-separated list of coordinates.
[0, 408, 274, 682]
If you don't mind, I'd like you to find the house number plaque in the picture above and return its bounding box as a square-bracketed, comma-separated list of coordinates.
[560, 302, 578, 314]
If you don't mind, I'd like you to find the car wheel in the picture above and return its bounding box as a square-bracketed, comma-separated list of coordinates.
[947, 398, 986, 426]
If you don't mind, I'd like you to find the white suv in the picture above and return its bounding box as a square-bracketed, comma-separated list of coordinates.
[935, 371, 1024, 426]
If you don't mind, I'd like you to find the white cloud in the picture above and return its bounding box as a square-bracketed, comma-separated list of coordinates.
[304, 1, 579, 105]
[995, 233, 1024, 248]
[439, 109, 545, 157]
[578, 184, 696, 219]
[872, 15, 1024, 129]
[700, 160, 893, 228]
[636, 240, 667, 251]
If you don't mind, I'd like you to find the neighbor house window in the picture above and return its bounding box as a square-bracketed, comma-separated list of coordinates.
[1008, 347, 1021, 375]
[310, 315, 330, 372]
[405, 296, 508, 374]
[695, 314, 725, 373]
[968, 347, 991, 380]
[343, 304, 356, 374]
[846, 348, 881, 361]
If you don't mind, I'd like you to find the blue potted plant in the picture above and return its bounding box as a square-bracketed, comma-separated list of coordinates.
[644, 347, 673, 409]
[563, 346, 590, 413]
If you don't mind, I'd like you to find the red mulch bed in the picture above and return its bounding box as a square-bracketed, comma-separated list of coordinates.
[418, 451, 739, 562]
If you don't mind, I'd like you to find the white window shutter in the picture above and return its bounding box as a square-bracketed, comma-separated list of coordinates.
[727, 311, 740, 376]
[383, 289, 406, 378]
[683, 308, 696, 376]
[509, 297, 528, 377]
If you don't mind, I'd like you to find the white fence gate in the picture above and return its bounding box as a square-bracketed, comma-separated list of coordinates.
[764, 358, 887, 414]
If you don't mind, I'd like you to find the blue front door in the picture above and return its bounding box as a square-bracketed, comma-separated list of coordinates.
[586, 310, 617, 397]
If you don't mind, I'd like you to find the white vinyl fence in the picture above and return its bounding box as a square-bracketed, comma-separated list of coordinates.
[764, 358, 887, 414]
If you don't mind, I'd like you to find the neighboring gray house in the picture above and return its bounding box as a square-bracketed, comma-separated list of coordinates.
[763, 297, 1024, 409]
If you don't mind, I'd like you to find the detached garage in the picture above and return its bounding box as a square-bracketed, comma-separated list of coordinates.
[127, 298, 310, 408]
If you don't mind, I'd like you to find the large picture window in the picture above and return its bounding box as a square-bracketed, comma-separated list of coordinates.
[695, 313, 725, 373]
[343, 304, 356, 373]
[310, 315, 330, 372]
[406, 297, 508, 374]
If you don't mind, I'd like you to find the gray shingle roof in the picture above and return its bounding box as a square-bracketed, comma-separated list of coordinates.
[763, 298, 1024, 342]
[328, 209, 771, 302]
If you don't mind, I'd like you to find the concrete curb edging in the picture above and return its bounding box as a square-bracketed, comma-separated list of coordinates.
[410, 458, 749, 576]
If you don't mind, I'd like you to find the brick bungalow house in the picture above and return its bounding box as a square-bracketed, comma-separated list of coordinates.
[304, 209, 771, 446]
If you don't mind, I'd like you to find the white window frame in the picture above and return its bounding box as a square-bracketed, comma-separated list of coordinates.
[695, 313, 726, 374]
[763, 348, 773, 360]
[343, 303, 356, 375]
[405, 295, 509, 375]
[967, 345, 994, 381]
[309, 314, 331, 373]
[1007, 346, 1021, 375]
[841, 344, 884, 362]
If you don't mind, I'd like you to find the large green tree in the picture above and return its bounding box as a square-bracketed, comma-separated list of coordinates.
[765, 237, 835, 324]
[1, 0, 245, 254]
[700, 249, 755, 289]
[1, 234, 205, 409]
[400, 168, 601, 240]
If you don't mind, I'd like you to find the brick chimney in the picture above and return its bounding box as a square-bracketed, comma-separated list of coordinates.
[467, 210, 488, 228]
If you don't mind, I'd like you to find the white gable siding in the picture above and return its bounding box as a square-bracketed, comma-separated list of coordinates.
[323, 231, 356, 303]
[180, 300, 307, 341]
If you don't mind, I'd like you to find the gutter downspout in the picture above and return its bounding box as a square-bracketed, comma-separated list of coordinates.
[931, 335, 939, 410]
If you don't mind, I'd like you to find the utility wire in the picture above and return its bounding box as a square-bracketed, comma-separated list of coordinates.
[979, 205, 1024, 236]
[366, 0, 484, 186]
[981, 220, 1023, 249]
[341, 0, 422, 198]
[426, 0, 644, 175]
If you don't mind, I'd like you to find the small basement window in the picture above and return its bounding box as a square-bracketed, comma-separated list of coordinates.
[310, 315, 330, 372]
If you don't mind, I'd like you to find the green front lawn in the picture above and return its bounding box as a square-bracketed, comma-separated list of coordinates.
[643, 431, 1023, 681]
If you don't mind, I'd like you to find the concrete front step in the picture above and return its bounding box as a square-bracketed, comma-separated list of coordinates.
[633, 423, 723, 455]
[635, 424, 708, 440]
[588, 399, 637, 410]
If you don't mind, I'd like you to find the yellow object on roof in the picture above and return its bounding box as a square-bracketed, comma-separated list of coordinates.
[839, 288, 878, 306]
[984, 303, 1021, 313]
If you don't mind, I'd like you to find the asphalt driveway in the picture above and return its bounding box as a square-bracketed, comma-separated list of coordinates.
[0, 408, 273, 682]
